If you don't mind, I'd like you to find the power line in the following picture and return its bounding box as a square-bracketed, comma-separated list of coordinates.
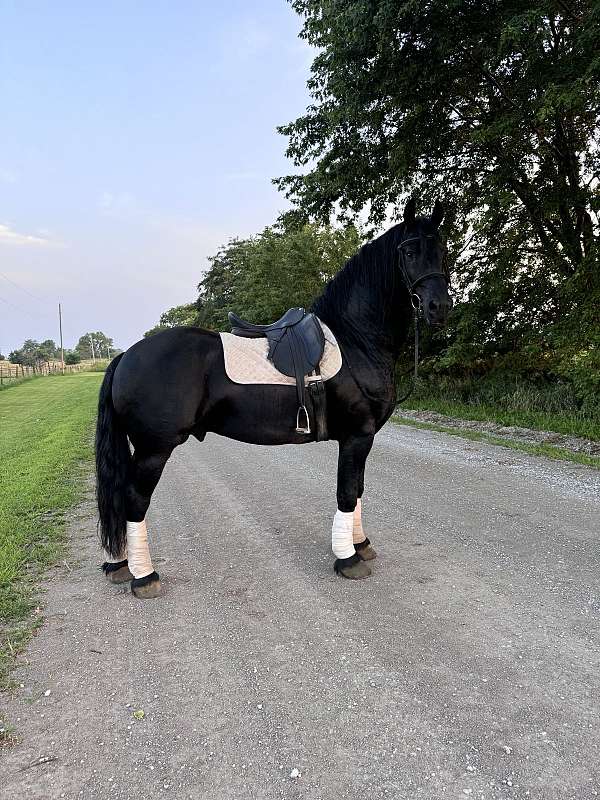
[0, 271, 47, 303]
[0, 293, 53, 320]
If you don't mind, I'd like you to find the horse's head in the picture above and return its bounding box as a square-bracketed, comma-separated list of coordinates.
[398, 198, 453, 327]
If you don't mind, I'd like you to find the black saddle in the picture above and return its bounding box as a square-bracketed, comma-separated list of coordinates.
[229, 307, 305, 336]
[228, 307, 326, 437]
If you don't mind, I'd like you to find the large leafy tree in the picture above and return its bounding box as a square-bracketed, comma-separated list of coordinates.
[196, 222, 362, 330]
[144, 303, 199, 337]
[276, 1, 599, 400]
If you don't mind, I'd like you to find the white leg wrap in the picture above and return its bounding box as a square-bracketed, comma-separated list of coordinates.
[332, 510, 355, 560]
[353, 498, 366, 544]
[126, 520, 154, 579]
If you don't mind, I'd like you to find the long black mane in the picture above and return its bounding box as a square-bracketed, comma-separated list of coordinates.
[311, 222, 411, 354]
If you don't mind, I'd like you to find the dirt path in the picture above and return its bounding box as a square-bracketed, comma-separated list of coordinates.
[1, 424, 599, 799]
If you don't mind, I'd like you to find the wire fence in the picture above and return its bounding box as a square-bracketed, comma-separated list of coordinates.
[0, 360, 104, 385]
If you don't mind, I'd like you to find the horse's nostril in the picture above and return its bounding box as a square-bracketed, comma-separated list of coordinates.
[428, 299, 439, 312]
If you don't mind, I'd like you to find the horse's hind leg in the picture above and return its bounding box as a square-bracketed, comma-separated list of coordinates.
[102, 548, 133, 584]
[353, 498, 377, 561]
[101, 526, 134, 585]
[124, 447, 173, 599]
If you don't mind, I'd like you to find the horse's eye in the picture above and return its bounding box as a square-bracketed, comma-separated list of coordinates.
[406, 251, 414, 258]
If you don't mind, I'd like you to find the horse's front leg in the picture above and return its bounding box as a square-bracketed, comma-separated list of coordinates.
[333, 433, 374, 580]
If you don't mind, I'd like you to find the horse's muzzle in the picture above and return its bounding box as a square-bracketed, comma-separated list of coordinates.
[424, 294, 453, 327]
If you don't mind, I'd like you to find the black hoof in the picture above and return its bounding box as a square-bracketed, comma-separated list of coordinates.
[101, 560, 134, 584]
[355, 537, 377, 561]
[334, 553, 372, 580]
[131, 571, 162, 599]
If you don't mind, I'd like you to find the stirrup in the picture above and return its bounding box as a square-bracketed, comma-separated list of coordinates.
[296, 405, 311, 434]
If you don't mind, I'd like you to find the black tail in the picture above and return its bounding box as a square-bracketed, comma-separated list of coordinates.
[95, 353, 130, 558]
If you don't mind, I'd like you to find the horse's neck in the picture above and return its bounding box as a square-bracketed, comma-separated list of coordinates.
[318, 277, 410, 405]
[328, 282, 410, 363]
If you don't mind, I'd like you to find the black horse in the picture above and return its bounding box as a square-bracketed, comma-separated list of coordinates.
[96, 198, 452, 598]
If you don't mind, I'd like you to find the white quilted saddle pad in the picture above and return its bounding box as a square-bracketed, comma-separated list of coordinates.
[220, 319, 342, 386]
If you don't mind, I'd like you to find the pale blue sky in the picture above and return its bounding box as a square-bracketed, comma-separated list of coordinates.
[0, 0, 313, 353]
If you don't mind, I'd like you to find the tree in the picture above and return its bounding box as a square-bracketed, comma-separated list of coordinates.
[279, 1, 598, 256]
[64, 350, 81, 365]
[75, 332, 115, 360]
[144, 303, 199, 337]
[37, 339, 58, 360]
[8, 339, 57, 366]
[276, 1, 599, 406]
[195, 222, 362, 330]
[196, 238, 253, 331]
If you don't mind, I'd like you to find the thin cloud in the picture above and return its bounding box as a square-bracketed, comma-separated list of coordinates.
[224, 170, 263, 182]
[287, 37, 317, 75]
[98, 190, 136, 216]
[0, 167, 18, 184]
[219, 18, 272, 62]
[0, 223, 62, 247]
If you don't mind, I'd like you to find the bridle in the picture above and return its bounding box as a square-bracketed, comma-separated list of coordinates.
[397, 233, 451, 313]
[396, 232, 451, 403]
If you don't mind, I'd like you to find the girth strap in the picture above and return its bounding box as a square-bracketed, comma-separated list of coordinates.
[307, 370, 328, 441]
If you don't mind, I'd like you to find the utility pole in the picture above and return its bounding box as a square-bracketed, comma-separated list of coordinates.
[89, 333, 96, 363]
[58, 303, 65, 374]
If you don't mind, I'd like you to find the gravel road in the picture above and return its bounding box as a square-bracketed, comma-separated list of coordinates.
[2, 423, 599, 800]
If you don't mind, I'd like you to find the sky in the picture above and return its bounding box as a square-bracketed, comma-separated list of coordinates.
[0, 0, 314, 354]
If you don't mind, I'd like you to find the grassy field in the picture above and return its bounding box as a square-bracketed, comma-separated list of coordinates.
[392, 416, 600, 469]
[397, 375, 599, 442]
[0, 373, 103, 688]
[398, 395, 600, 441]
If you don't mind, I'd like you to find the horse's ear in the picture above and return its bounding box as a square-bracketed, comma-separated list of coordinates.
[403, 197, 416, 225]
[431, 199, 444, 227]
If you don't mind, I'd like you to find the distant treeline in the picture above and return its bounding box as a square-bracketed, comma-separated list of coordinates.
[5, 331, 117, 367]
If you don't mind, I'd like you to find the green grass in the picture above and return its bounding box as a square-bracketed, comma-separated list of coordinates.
[396, 374, 600, 442]
[392, 416, 600, 469]
[0, 373, 102, 687]
[0, 375, 36, 392]
[398, 394, 600, 441]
